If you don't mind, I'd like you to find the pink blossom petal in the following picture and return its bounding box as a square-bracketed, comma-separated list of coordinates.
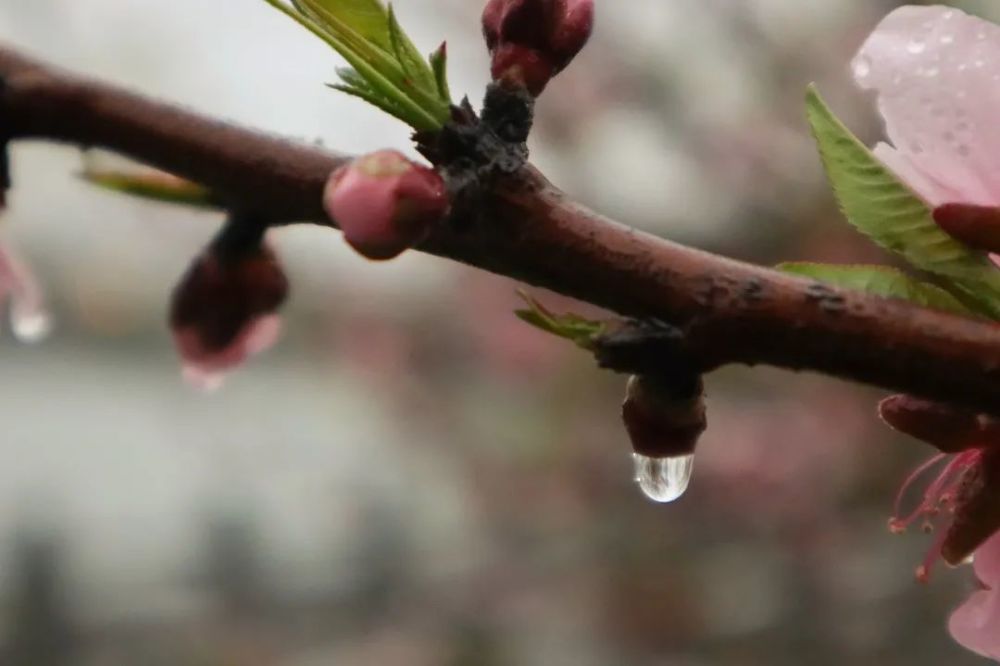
[974, 531, 1000, 587]
[854, 6, 1000, 206]
[949, 586, 1000, 660]
[871, 142, 963, 206]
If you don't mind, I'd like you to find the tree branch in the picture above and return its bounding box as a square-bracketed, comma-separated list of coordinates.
[2, 44, 999, 413]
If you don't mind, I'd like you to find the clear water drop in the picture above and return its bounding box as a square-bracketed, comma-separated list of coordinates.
[853, 57, 871, 80]
[182, 365, 226, 393]
[940, 34, 954, 45]
[11, 305, 52, 343]
[907, 40, 926, 54]
[633, 453, 694, 504]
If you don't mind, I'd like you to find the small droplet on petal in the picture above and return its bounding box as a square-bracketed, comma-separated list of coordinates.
[907, 39, 927, 54]
[940, 34, 955, 45]
[633, 453, 694, 504]
[853, 56, 872, 79]
[11, 304, 52, 344]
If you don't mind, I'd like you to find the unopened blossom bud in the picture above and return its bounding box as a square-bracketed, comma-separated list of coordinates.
[878, 395, 982, 454]
[170, 231, 288, 389]
[323, 150, 448, 261]
[933, 204, 1000, 255]
[622, 374, 706, 459]
[482, 0, 594, 95]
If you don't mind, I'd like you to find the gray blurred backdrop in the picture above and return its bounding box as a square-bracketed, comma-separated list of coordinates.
[0, 1, 997, 664]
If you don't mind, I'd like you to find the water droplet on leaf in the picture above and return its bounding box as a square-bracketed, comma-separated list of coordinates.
[633, 453, 694, 504]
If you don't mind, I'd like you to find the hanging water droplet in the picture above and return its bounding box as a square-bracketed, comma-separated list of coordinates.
[11, 304, 52, 343]
[853, 56, 871, 80]
[633, 453, 694, 504]
[182, 365, 226, 393]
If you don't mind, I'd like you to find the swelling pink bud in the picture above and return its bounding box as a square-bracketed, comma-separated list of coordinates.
[482, 0, 594, 95]
[324, 150, 448, 261]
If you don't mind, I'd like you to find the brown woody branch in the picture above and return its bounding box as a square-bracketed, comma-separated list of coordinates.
[2, 44, 1000, 413]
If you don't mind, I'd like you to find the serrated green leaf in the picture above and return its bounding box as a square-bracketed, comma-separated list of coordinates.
[263, 0, 450, 130]
[778, 262, 977, 317]
[429, 42, 450, 102]
[387, 5, 439, 96]
[515, 291, 605, 349]
[805, 85, 1000, 319]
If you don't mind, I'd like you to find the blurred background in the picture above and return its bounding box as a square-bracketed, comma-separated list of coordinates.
[0, 0, 996, 664]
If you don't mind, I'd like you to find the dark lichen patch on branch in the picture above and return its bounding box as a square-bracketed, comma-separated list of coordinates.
[416, 84, 534, 222]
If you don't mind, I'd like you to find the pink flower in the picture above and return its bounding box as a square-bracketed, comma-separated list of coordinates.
[852, 6, 1000, 252]
[323, 150, 448, 261]
[169, 240, 288, 390]
[482, 0, 594, 95]
[0, 239, 51, 343]
[949, 531, 1000, 660]
[879, 396, 1000, 581]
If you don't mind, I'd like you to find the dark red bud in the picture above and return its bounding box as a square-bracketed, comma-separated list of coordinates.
[622, 375, 707, 458]
[170, 243, 288, 352]
[933, 203, 1000, 254]
[490, 44, 556, 96]
[481, 0, 594, 96]
[943, 449, 1000, 566]
[548, 0, 595, 71]
[878, 395, 984, 454]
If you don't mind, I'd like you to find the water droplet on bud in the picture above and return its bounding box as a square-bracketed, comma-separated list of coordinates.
[633, 453, 694, 504]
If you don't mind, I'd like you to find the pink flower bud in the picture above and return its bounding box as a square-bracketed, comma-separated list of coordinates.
[622, 375, 706, 458]
[933, 204, 1000, 255]
[481, 0, 594, 95]
[170, 241, 288, 389]
[323, 150, 448, 261]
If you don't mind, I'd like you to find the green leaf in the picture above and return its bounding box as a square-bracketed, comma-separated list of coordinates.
[778, 262, 977, 317]
[293, 0, 392, 50]
[266, 0, 450, 130]
[387, 5, 438, 95]
[80, 165, 217, 209]
[805, 86, 1000, 318]
[515, 291, 605, 349]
